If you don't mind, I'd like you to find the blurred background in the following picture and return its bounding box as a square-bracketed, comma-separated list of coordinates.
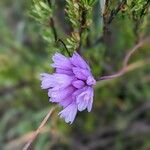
[0, 0, 150, 150]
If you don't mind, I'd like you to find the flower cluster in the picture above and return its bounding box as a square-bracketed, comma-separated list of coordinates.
[41, 52, 96, 124]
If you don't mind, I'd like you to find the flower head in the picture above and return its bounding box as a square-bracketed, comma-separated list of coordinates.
[41, 52, 96, 124]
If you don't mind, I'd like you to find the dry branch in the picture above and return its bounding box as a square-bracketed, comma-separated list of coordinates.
[97, 36, 150, 81]
[22, 107, 55, 150]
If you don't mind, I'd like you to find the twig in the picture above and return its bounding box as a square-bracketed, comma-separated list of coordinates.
[57, 39, 71, 57]
[125, 58, 150, 72]
[108, 0, 127, 24]
[47, 0, 72, 56]
[90, 0, 126, 48]
[50, 18, 58, 42]
[133, 0, 150, 39]
[5, 127, 49, 150]
[95, 58, 150, 88]
[22, 107, 55, 150]
[139, 0, 150, 18]
[47, 0, 58, 42]
[96, 36, 150, 81]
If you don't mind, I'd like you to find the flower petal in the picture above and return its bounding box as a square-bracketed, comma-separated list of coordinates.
[86, 76, 96, 86]
[72, 67, 90, 80]
[48, 86, 75, 102]
[56, 68, 73, 76]
[87, 89, 94, 112]
[54, 74, 74, 89]
[72, 86, 88, 99]
[76, 87, 94, 112]
[70, 52, 90, 70]
[58, 103, 78, 124]
[51, 53, 72, 70]
[41, 73, 74, 90]
[41, 52, 96, 124]
[40, 73, 54, 89]
[59, 96, 74, 107]
[72, 80, 85, 89]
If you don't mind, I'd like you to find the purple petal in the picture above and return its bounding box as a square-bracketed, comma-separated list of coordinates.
[72, 80, 85, 89]
[41, 73, 74, 90]
[59, 96, 74, 107]
[48, 86, 75, 102]
[86, 76, 96, 86]
[87, 89, 94, 112]
[76, 87, 94, 112]
[46, 73, 74, 90]
[41, 52, 96, 124]
[72, 67, 90, 80]
[40, 73, 54, 89]
[72, 86, 88, 99]
[56, 68, 73, 76]
[58, 103, 78, 124]
[70, 52, 90, 70]
[51, 53, 72, 70]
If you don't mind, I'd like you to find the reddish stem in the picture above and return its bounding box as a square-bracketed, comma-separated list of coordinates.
[97, 36, 150, 81]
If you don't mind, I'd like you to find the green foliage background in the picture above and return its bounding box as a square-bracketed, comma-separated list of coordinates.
[0, 0, 150, 149]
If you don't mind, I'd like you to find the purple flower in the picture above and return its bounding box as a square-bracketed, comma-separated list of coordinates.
[41, 52, 96, 124]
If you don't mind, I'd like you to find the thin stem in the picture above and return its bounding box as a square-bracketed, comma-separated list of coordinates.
[47, 0, 58, 42]
[57, 39, 71, 57]
[108, 0, 127, 24]
[96, 36, 150, 81]
[22, 107, 55, 150]
[91, 0, 126, 48]
[48, 1, 71, 55]
[133, 0, 150, 40]
[47, 0, 70, 56]
[49, 18, 58, 42]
